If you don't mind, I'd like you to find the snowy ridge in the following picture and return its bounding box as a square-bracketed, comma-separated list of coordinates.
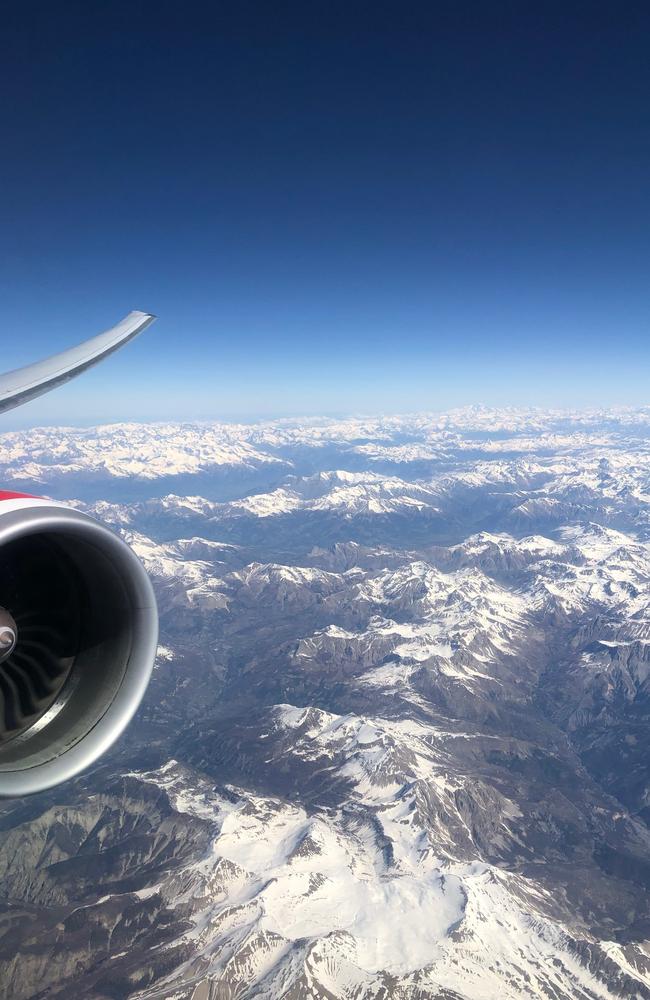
[125, 759, 648, 1000]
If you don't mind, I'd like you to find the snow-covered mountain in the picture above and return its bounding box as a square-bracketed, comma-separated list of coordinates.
[3, 409, 650, 999]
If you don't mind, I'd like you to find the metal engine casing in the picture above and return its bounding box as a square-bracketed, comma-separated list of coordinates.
[0, 492, 158, 796]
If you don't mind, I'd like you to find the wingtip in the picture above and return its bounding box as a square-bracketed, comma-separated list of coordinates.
[0, 308, 159, 414]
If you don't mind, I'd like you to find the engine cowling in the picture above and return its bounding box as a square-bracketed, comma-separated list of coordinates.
[0, 492, 158, 796]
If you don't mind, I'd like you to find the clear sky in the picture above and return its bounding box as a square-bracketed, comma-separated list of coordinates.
[2, 2, 650, 426]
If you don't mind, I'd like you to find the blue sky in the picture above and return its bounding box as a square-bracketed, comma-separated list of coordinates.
[2, 2, 650, 427]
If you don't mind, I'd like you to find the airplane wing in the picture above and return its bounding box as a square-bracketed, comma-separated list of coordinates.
[0, 310, 156, 414]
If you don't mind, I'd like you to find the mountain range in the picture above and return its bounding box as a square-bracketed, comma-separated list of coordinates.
[2, 408, 650, 998]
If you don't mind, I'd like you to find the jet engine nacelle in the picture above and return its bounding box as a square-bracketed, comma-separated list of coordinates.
[0, 492, 158, 796]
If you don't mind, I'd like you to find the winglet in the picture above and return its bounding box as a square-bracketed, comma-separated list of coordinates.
[0, 311, 156, 415]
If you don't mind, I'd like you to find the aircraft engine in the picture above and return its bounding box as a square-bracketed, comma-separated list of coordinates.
[0, 491, 158, 796]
